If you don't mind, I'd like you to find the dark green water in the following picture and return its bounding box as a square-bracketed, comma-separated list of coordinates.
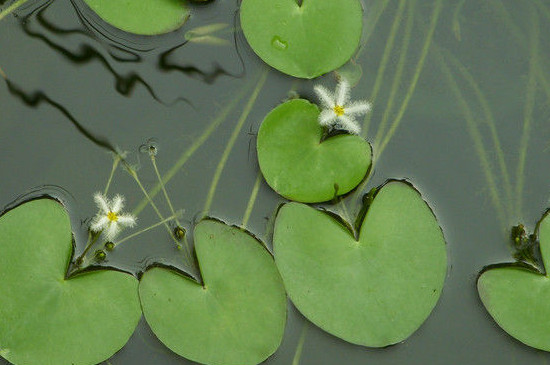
[1, 0, 550, 364]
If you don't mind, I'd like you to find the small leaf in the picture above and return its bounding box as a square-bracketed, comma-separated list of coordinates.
[139, 220, 287, 365]
[83, 0, 190, 36]
[273, 181, 447, 346]
[0, 199, 141, 365]
[240, 0, 363, 78]
[257, 99, 371, 203]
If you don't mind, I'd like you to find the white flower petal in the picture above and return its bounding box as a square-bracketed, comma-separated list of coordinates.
[345, 101, 372, 116]
[104, 223, 121, 241]
[90, 215, 109, 232]
[111, 194, 124, 213]
[319, 110, 337, 127]
[335, 79, 350, 106]
[314, 85, 335, 108]
[337, 115, 361, 135]
[117, 214, 136, 228]
[93, 193, 109, 214]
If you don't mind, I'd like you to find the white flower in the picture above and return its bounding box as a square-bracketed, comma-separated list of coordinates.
[314, 79, 372, 135]
[90, 193, 136, 241]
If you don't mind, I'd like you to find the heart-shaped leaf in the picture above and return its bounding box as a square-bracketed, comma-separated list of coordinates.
[82, 0, 190, 35]
[240, 0, 363, 78]
[478, 212, 550, 351]
[273, 181, 447, 346]
[0, 199, 141, 365]
[257, 99, 371, 203]
[139, 219, 287, 365]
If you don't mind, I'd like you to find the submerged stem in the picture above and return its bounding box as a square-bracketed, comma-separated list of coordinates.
[291, 322, 309, 365]
[132, 82, 251, 216]
[445, 51, 514, 220]
[202, 68, 268, 216]
[377, 0, 444, 158]
[0, 0, 29, 22]
[362, 0, 407, 136]
[373, 0, 415, 147]
[515, 7, 539, 218]
[490, 0, 550, 104]
[242, 172, 262, 228]
[435, 49, 507, 230]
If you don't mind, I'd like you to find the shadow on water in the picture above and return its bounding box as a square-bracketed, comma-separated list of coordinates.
[12, 0, 245, 105]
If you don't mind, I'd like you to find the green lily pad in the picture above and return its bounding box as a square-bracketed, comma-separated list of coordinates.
[257, 99, 371, 203]
[478, 212, 550, 351]
[240, 0, 363, 78]
[0, 199, 141, 365]
[139, 219, 287, 365]
[273, 181, 447, 346]
[83, 0, 189, 36]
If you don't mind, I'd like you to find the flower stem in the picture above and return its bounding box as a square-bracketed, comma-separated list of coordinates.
[202, 68, 268, 216]
[103, 155, 121, 196]
[114, 213, 180, 248]
[0, 0, 29, 22]
[124, 163, 179, 246]
[150, 155, 181, 227]
[76, 156, 123, 264]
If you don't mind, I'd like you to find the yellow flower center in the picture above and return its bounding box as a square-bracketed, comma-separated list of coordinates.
[107, 211, 118, 222]
[333, 105, 345, 116]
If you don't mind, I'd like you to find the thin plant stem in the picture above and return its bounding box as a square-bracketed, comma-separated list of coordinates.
[77, 156, 122, 262]
[0, 0, 29, 21]
[362, 0, 407, 137]
[132, 84, 250, 216]
[242, 172, 262, 228]
[451, 0, 467, 41]
[202, 68, 268, 216]
[535, 0, 550, 22]
[377, 0, 444, 158]
[125, 164, 179, 246]
[435, 49, 507, 229]
[104, 155, 121, 196]
[291, 322, 309, 365]
[515, 7, 539, 218]
[150, 155, 181, 226]
[355, 0, 391, 59]
[76, 232, 101, 264]
[373, 0, 415, 147]
[490, 0, 550, 103]
[114, 213, 180, 248]
[0, 66, 5, 79]
[444, 49, 514, 219]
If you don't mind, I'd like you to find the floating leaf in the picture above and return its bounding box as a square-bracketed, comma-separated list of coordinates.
[0, 199, 141, 365]
[273, 181, 447, 346]
[139, 220, 287, 365]
[478, 212, 550, 351]
[83, 0, 190, 36]
[257, 99, 371, 203]
[240, 0, 363, 78]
